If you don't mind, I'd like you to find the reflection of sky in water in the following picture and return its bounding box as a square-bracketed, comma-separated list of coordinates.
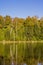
[23, 63, 27, 65]
[12, 62, 14, 65]
[38, 63, 41, 65]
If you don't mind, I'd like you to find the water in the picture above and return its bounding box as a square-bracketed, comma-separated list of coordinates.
[37, 62, 42, 65]
[11, 61, 14, 65]
[23, 63, 27, 65]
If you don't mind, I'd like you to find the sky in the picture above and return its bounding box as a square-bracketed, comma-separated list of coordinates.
[0, 0, 43, 18]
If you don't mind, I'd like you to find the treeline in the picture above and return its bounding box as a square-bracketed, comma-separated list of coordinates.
[0, 15, 43, 40]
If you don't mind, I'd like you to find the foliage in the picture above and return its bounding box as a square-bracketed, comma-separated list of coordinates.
[0, 15, 43, 40]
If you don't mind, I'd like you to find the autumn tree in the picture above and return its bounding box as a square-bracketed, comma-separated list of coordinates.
[0, 16, 4, 28]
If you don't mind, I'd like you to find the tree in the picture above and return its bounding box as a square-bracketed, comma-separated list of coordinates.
[4, 15, 11, 25]
[40, 17, 43, 40]
[23, 17, 34, 40]
[0, 16, 4, 28]
[33, 24, 41, 40]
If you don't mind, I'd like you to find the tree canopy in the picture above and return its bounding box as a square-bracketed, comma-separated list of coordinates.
[0, 15, 43, 40]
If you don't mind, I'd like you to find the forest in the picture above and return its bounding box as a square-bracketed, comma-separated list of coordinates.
[0, 15, 43, 65]
[0, 15, 43, 40]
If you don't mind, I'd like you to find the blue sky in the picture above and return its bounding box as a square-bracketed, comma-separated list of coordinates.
[0, 0, 43, 18]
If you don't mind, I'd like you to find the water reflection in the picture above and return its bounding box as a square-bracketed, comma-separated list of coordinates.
[38, 62, 42, 65]
[11, 61, 14, 65]
[21, 62, 27, 65]
[23, 63, 27, 65]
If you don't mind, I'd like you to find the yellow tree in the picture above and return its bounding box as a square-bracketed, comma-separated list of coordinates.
[4, 15, 12, 25]
[40, 17, 43, 40]
[23, 16, 34, 40]
[0, 15, 4, 28]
